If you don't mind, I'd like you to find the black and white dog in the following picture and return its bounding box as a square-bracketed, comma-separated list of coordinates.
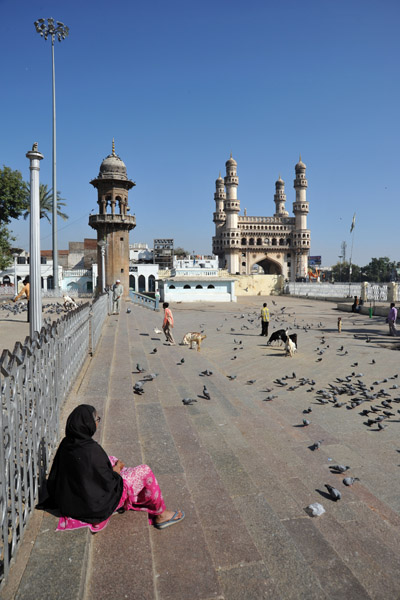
[267, 329, 298, 348]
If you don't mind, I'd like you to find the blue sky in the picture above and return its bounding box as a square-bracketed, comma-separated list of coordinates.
[1, 0, 399, 267]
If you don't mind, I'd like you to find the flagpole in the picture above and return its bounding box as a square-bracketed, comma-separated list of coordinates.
[348, 213, 356, 296]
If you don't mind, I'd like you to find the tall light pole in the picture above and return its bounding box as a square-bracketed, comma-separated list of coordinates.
[98, 240, 106, 293]
[34, 18, 69, 293]
[26, 143, 44, 337]
[12, 252, 19, 297]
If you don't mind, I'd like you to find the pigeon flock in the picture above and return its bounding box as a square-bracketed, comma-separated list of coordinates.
[0, 299, 80, 320]
[127, 298, 399, 519]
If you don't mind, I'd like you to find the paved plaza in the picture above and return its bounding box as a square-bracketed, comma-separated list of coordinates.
[3, 296, 400, 600]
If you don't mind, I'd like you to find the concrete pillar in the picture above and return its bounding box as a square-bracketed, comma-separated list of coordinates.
[26, 143, 43, 336]
[361, 281, 368, 302]
[387, 282, 397, 303]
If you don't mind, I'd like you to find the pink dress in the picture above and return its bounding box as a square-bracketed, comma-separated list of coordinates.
[56, 457, 166, 533]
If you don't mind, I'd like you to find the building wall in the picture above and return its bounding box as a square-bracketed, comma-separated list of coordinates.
[160, 279, 236, 302]
[235, 274, 284, 296]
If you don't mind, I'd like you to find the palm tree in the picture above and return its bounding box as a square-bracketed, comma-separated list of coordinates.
[23, 183, 68, 222]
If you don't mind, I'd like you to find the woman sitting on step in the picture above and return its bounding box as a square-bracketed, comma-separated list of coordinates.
[38, 404, 184, 532]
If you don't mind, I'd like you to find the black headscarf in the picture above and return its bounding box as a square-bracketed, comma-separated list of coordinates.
[42, 404, 123, 523]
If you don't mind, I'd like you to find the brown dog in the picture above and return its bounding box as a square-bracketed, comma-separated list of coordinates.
[181, 332, 207, 351]
[337, 317, 342, 333]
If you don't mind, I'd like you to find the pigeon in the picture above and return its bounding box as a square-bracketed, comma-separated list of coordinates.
[136, 363, 145, 373]
[330, 465, 350, 473]
[343, 477, 359, 486]
[303, 408, 312, 414]
[180, 358, 185, 364]
[302, 419, 311, 426]
[325, 484, 341, 501]
[126, 307, 131, 314]
[227, 375, 237, 380]
[151, 348, 157, 354]
[154, 328, 162, 334]
[133, 382, 144, 395]
[311, 440, 323, 450]
[142, 373, 158, 381]
[182, 398, 197, 405]
[247, 379, 256, 385]
[203, 386, 211, 400]
[378, 422, 387, 430]
[264, 395, 277, 401]
[200, 370, 213, 377]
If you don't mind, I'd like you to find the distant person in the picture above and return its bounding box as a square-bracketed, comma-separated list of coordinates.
[351, 296, 359, 313]
[260, 302, 270, 337]
[112, 279, 123, 314]
[13, 276, 30, 322]
[162, 302, 175, 345]
[387, 302, 398, 336]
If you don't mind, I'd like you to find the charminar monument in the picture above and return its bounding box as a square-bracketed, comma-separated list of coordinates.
[212, 155, 310, 281]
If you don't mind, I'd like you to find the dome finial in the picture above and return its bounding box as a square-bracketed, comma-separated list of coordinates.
[299, 153, 302, 162]
[112, 138, 116, 156]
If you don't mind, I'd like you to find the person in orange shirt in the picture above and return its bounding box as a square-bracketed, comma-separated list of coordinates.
[13, 276, 30, 322]
[162, 302, 175, 345]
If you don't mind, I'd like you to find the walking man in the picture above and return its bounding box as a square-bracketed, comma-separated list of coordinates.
[162, 302, 175, 345]
[260, 302, 270, 337]
[13, 276, 30, 322]
[388, 302, 398, 336]
[112, 279, 123, 315]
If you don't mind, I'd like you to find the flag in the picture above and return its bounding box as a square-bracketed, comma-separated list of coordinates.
[350, 213, 356, 233]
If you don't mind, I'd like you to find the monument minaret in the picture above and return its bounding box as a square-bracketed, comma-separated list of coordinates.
[293, 156, 310, 280]
[89, 140, 136, 295]
[212, 173, 226, 263]
[223, 154, 240, 273]
[274, 175, 289, 217]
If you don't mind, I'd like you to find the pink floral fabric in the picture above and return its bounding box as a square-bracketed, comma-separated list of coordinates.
[56, 457, 165, 533]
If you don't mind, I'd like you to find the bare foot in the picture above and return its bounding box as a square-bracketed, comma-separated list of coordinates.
[154, 509, 183, 524]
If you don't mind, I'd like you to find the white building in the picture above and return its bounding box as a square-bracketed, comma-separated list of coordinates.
[159, 261, 236, 303]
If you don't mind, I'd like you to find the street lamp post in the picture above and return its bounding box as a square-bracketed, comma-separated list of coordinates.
[98, 240, 106, 293]
[26, 143, 44, 337]
[12, 252, 19, 297]
[34, 18, 69, 293]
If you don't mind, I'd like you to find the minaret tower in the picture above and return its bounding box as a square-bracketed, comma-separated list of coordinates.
[223, 154, 240, 273]
[274, 175, 289, 217]
[89, 140, 136, 295]
[212, 173, 226, 263]
[292, 156, 310, 280]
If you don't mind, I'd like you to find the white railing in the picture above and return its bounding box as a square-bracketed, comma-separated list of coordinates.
[284, 282, 361, 298]
[0, 300, 109, 587]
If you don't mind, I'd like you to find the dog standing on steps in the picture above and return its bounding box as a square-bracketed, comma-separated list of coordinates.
[181, 332, 207, 351]
[285, 336, 297, 357]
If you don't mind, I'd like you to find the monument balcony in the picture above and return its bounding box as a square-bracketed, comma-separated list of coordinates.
[89, 213, 136, 230]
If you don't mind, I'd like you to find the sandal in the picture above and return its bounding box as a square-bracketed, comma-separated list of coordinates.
[153, 510, 185, 530]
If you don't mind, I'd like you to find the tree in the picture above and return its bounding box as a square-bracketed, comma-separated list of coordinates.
[0, 166, 27, 224]
[174, 247, 189, 257]
[361, 257, 397, 283]
[331, 261, 360, 282]
[23, 183, 68, 223]
[0, 225, 15, 270]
